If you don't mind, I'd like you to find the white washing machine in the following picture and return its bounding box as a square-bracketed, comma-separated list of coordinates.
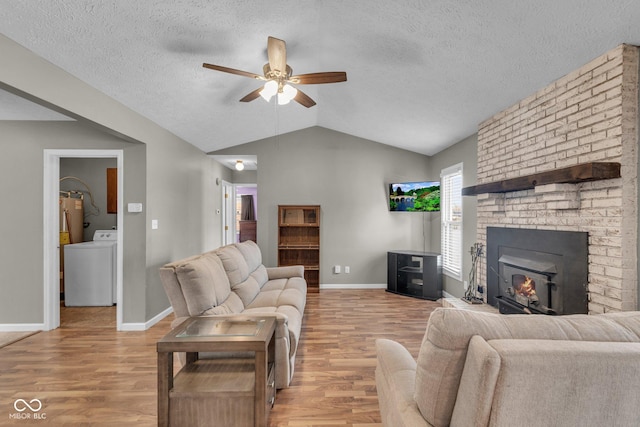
[64, 230, 118, 306]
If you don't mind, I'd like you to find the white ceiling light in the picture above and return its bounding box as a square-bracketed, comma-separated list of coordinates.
[259, 80, 278, 102]
[235, 160, 245, 171]
[259, 81, 298, 105]
[277, 84, 298, 105]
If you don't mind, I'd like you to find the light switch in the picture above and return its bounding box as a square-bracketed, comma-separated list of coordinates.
[152, 219, 158, 230]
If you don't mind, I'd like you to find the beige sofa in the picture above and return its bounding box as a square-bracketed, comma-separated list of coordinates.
[376, 307, 640, 427]
[159, 240, 307, 389]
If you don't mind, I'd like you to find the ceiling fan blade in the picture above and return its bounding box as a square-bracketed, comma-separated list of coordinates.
[267, 36, 287, 75]
[289, 72, 347, 85]
[202, 63, 264, 80]
[293, 88, 317, 108]
[239, 87, 263, 103]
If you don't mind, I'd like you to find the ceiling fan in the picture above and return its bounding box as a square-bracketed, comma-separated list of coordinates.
[203, 36, 347, 108]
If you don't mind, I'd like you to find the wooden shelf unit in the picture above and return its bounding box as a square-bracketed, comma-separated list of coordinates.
[278, 205, 320, 292]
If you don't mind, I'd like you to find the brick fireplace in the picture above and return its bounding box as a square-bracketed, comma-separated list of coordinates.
[473, 44, 639, 314]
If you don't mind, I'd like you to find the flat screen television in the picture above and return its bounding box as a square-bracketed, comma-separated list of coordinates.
[388, 181, 440, 212]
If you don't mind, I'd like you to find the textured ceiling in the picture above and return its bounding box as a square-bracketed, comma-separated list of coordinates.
[1, 1, 640, 155]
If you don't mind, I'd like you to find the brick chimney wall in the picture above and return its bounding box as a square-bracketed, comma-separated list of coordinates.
[475, 44, 639, 313]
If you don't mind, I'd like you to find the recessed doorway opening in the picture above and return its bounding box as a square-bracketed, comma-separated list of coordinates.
[43, 149, 124, 331]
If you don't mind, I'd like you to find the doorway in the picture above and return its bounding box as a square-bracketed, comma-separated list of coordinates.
[43, 149, 124, 331]
[221, 183, 257, 245]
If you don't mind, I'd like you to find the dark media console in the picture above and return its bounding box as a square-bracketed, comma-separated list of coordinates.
[387, 251, 442, 300]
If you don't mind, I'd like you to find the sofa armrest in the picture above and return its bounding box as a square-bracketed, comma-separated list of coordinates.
[376, 338, 417, 377]
[376, 339, 431, 427]
[267, 265, 305, 280]
[237, 311, 290, 348]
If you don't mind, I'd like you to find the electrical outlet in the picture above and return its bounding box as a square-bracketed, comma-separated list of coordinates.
[333, 265, 341, 274]
[344, 266, 350, 274]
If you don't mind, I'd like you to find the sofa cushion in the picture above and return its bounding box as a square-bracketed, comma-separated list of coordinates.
[247, 280, 304, 314]
[234, 240, 263, 273]
[216, 244, 260, 305]
[216, 245, 250, 285]
[201, 292, 244, 315]
[251, 265, 269, 288]
[174, 252, 232, 315]
[414, 308, 640, 427]
[260, 277, 307, 312]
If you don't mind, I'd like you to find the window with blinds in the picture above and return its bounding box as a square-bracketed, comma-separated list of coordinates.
[441, 163, 463, 280]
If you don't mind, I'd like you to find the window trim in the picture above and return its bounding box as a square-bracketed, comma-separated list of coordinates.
[441, 163, 463, 281]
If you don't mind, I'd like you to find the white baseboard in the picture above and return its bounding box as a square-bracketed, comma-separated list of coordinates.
[443, 290, 456, 299]
[0, 307, 174, 332]
[0, 324, 44, 332]
[120, 306, 173, 331]
[319, 283, 387, 290]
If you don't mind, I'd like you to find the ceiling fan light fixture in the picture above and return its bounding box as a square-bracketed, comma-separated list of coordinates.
[260, 80, 278, 102]
[203, 36, 345, 108]
[277, 84, 298, 105]
[235, 160, 245, 171]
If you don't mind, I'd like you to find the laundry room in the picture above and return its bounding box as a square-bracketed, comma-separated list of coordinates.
[59, 157, 118, 312]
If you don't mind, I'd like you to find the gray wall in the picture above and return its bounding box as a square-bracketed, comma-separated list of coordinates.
[232, 169, 257, 184]
[144, 138, 230, 320]
[428, 133, 478, 297]
[0, 34, 231, 326]
[0, 121, 145, 323]
[215, 126, 433, 285]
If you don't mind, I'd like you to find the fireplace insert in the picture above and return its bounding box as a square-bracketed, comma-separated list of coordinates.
[487, 227, 588, 315]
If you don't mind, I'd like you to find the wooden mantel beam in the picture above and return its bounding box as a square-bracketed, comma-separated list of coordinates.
[462, 162, 621, 196]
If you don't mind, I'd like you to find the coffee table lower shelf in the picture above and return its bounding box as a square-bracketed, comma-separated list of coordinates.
[169, 358, 275, 427]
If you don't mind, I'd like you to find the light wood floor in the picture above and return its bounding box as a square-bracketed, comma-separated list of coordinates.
[0, 290, 440, 426]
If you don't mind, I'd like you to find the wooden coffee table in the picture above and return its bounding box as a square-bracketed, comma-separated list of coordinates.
[157, 316, 276, 427]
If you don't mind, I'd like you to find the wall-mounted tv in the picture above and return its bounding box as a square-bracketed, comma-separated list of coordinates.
[388, 181, 440, 212]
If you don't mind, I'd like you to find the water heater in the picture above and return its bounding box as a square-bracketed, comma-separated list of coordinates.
[59, 192, 84, 244]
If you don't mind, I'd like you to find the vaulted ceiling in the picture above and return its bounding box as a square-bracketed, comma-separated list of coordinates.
[1, 1, 640, 155]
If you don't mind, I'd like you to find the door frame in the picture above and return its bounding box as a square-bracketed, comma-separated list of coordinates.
[43, 149, 124, 331]
[221, 180, 234, 245]
[221, 182, 258, 245]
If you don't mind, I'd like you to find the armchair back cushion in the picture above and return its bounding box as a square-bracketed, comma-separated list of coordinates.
[451, 336, 640, 426]
[414, 308, 640, 427]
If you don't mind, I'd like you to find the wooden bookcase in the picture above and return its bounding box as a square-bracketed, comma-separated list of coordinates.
[278, 205, 320, 293]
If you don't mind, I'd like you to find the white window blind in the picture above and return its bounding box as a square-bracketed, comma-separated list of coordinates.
[441, 164, 463, 280]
